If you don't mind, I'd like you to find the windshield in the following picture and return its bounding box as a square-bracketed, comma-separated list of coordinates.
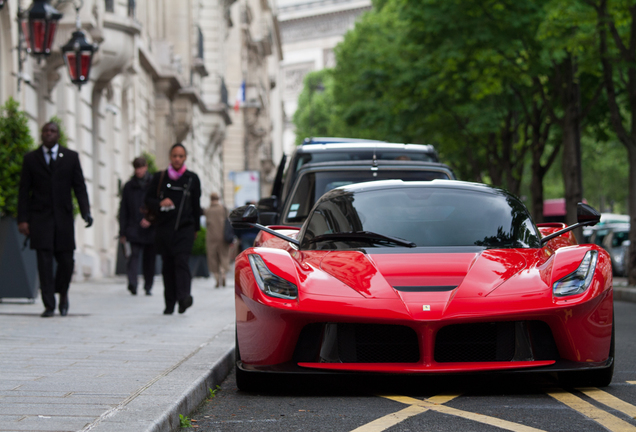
[301, 186, 541, 250]
[284, 169, 450, 224]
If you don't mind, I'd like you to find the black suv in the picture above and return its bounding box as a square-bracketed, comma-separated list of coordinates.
[258, 138, 454, 226]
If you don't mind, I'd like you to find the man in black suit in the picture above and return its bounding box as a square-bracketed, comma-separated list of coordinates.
[17, 122, 93, 317]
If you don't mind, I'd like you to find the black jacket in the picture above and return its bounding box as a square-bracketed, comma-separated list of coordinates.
[17, 145, 90, 251]
[119, 173, 155, 245]
[145, 170, 201, 254]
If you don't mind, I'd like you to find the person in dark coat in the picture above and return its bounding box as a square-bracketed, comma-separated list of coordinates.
[145, 143, 201, 315]
[119, 156, 156, 296]
[17, 122, 92, 317]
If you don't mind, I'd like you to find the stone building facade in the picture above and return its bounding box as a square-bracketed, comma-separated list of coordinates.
[0, 0, 249, 279]
[277, 0, 371, 153]
[223, 0, 283, 207]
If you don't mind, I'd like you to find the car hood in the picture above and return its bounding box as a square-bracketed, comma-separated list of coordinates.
[318, 249, 532, 319]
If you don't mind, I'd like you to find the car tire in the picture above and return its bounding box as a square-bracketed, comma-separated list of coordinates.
[558, 318, 615, 388]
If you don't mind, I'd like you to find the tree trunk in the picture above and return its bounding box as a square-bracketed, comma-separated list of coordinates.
[531, 149, 545, 223]
[560, 57, 584, 242]
[628, 146, 636, 285]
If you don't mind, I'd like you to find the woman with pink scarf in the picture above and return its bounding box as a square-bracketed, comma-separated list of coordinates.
[145, 143, 202, 314]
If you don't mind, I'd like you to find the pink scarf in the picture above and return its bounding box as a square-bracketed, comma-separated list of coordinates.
[168, 164, 187, 180]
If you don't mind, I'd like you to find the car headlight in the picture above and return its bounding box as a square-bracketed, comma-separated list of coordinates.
[553, 250, 598, 297]
[248, 254, 298, 300]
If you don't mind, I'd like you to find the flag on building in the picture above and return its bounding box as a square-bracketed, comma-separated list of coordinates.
[234, 81, 245, 112]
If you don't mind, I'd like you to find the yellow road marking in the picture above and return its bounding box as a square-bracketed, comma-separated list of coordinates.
[386, 396, 547, 432]
[349, 394, 460, 432]
[579, 387, 636, 418]
[349, 405, 428, 432]
[548, 388, 636, 431]
[628, 381, 636, 385]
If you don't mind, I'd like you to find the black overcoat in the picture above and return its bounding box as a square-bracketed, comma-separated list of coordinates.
[118, 173, 155, 245]
[17, 145, 90, 251]
[145, 170, 201, 255]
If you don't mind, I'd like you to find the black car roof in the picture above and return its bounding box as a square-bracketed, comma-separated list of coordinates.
[301, 137, 386, 145]
[324, 179, 500, 196]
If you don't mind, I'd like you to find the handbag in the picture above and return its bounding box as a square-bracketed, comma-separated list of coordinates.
[140, 170, 165, 224]
[223, 218, 235, 244]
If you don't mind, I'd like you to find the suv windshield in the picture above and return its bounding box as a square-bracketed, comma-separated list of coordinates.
[284, 169, 450, 224]
[301, 186, 541, 250]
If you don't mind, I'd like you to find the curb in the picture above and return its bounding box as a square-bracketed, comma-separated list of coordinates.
[147, 345, 236, 432]
[614, 286, 636, 303]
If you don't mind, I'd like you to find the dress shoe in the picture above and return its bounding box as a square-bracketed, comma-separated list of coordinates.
[145, 289, 152, 296]
[178, 295, 193, 314]
[41, 310, 54, 318]
[128, 284, 137, 295]
[163, 308, 174, 315]
[59, 296, 69, 317]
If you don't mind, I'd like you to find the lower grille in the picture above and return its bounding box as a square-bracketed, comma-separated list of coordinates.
[434, 321, 559, 363]
[337, 324, 420, 363]
[293, 323, 420, 363]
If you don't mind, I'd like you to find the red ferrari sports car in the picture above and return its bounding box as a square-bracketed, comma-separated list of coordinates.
[230, 180, 613, 390]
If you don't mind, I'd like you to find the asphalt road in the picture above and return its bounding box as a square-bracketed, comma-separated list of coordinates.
[187, 300, 636, 432]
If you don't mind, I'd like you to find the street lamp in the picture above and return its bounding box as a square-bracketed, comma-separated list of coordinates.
[61, 26, 97, 88]
[21, 0, 63, 58]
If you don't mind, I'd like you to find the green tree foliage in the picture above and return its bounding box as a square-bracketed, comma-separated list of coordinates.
[293, 70, 345, 143]
[192, 228, 207, 256]
[294, 0, 623, 223]
[0, 98, 35, 218]
[141, 151, 158, 174]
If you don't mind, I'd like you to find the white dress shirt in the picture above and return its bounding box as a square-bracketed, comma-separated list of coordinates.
[43, 143, 60, 165]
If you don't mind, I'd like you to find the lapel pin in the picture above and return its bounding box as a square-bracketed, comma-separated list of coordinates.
[59, 153, 64, 158]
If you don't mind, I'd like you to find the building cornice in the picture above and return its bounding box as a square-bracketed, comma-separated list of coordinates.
[103, 13, 142, 35]
[278, 0, 371, 21]
[178, 87, 232, 126]
[138, 45, 184, 97]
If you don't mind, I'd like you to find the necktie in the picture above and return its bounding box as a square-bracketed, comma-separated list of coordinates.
[48, 149, 55, 168]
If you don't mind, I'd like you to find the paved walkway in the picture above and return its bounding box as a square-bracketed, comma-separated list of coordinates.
[0, 275, 235, 432]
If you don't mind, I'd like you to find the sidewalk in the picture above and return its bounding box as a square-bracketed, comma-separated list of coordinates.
[0, 275, 235, 432]
[613, 277, 636, 302]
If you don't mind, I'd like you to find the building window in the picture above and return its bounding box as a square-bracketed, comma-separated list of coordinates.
[197, 26, 204, 59]
[221, 79, 228, 106]
[128, 0, 135, 18]
[105, 0, 114, 12]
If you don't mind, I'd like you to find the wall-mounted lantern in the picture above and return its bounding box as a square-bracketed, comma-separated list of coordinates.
[21, 0, 63, 58]
[61, 27, 97, 89]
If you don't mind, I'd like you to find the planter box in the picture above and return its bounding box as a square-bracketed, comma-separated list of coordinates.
[0, 217, 39, 300]
[115, 242, 162, 275]
[189, 255, 210, 278]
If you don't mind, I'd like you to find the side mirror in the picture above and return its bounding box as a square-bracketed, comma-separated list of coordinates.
[258, 196, 279, 212]
[258, 212, 279, 226]
[577, 203, 601, 226]
[229, 205, 258, 228]
[228, 204, 300, 247]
